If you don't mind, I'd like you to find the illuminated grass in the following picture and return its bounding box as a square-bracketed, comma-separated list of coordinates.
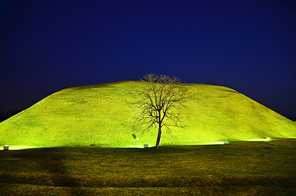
[0, 81, 295, 148]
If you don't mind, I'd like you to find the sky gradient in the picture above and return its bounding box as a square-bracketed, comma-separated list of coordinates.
[1, 0, 296, 120]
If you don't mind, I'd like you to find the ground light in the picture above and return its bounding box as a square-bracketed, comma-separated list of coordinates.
[3, 145, 9, 151]
[190, 141, 226, 145]
[132, 134, 139, 140]
[247, 137, 272, 142]
[2, 146, 40, 150]
[124, 145, 145, 148]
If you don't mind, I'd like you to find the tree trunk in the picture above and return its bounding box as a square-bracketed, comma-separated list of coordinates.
[155, 123, 162, 149]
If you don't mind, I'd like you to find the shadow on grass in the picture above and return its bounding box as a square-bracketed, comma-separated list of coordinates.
[93, 145, 194, 155]
[1, 148, 92, 195]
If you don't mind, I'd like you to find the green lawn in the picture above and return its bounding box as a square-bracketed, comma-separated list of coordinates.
[0, 81, 295, 148]
[0, 139, 295, 195]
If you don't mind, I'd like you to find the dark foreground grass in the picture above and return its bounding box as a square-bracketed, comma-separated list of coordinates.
[0, 140, 296, 195]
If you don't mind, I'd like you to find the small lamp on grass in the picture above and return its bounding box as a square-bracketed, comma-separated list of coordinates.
[4, 145, 9, 151]
[132, 133, 139, 141]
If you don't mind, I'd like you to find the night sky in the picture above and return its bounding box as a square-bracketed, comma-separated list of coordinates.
[1, 0, 296, 120]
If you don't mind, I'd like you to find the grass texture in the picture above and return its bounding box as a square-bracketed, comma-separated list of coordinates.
[0, 81, 295, 148]
[0, 140, 295, 195]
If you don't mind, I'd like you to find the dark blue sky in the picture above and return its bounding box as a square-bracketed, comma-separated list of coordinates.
[1, 0, 296, 119]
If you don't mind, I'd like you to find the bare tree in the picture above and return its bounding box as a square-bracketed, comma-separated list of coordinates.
[131, 74, 188, 149]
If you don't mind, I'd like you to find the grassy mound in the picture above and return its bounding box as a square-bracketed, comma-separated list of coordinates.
[0, 81, 295, 148]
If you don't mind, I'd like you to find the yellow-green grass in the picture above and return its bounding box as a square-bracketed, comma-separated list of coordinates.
[0, 140, 296, 195]
[0, 81, 295, 148]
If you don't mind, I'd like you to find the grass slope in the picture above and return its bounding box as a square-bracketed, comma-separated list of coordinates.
[0, 81, 295, 148]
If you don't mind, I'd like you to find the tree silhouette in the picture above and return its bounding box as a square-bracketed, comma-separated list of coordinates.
[131, 74, 188, 149]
